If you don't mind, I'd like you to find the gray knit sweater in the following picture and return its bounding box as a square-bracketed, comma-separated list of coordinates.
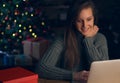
[35, 32, 109, 81]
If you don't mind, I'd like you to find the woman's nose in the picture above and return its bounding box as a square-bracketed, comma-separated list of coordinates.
[82, 21, 87, 28]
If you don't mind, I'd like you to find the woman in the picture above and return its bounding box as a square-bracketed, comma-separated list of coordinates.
[35, 0, 109, 83]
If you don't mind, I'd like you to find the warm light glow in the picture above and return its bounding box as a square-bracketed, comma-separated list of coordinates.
[29, 25, 32, 28]
[19, 30, 22, 33]
[31, 14, 33, 16]
[3, 4, 6, 7]
[34, 35, 37, 38]
[0, 12, 3, 16]
[14, 20, 17, 23]
[41, 22, 45, 26]
[19, 36, 22, 38]
[12, 33, 16, 36]
[2, 20, 5, 23]
[25, 12, 28, 15]
[1, 32, 4, 35]
[29, 29, 32, 32]
[19, 24, 22, 27]
[16, 4, 19, 8]
[22, 13, 24, 16]
[23, 27, 26, 30]
[32, 33, 35, 36]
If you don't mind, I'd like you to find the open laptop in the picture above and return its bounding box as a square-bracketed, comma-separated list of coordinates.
[87, 59, 120, 83]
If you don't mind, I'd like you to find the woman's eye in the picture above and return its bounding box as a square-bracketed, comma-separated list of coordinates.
[87, 18, 92, 21]
[76, 20, 82, 23]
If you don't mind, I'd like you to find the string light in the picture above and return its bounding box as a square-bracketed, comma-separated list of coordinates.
[23, 26, 26, 30]
[14, 19, 17, 23]
[32, 33, 35, 36]
[22, 13, 24, 16]
[17, 39, 19, 42]
[19, 36, 22, 38]
[2, 20, 5, 23]
[31, 14, 33, 16]
[29, 25, 32, 28]
[19, 36, 22, 39]
[16, 4, 19, 8]
[4, 46, 7, 49]
[0, 12, 3, 16]
[3, 4, 6, 7]
[25, 12, 28, 15]
[12, 33, 16, 37]
[19, 24, 22, 27]
[19, 30, 22, 33]
[29, 29, 32, 32]
[41, 21, 45, 26]
[1, 32, 4, 35]
[34, 35, 37, 38]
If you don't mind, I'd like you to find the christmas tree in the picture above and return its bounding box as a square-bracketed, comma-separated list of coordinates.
[0, 0, 50, 53]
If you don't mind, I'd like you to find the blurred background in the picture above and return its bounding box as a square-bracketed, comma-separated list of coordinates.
[0, 0, 120, 67]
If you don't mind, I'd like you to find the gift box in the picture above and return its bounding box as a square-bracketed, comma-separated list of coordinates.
[32, 39, 49, 60]
[0, 67, 38, 83]
[23, 40, 32, 57]
[0, 51, 15, 67]
[23, 38, 49, 60]
[15, 54, 33, 66]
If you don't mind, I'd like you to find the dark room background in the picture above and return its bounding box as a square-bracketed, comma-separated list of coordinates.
[0, 0, 120, 63]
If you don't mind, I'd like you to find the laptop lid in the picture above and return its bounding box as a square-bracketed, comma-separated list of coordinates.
[87, 59, 120, 83]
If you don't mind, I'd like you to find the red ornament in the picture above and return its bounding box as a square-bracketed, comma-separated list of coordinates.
[5, 16, 9, 20]
[14, 9, 20, 15]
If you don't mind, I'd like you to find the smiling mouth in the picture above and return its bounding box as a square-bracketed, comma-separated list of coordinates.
[82, 28, 89, 32]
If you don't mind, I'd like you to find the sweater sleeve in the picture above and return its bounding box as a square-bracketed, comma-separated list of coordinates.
[83, 33, 109, 64]
[35, 38, 73, 81]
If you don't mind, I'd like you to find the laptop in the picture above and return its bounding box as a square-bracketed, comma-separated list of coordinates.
[87, 59, 120, 83]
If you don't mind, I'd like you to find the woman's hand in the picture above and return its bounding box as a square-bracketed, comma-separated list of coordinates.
[73, 70, 89, 81]
[84, 25, 99, 37]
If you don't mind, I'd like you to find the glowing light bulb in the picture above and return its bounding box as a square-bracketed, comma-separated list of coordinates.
[14, 19, 17, 23]
[22, 13, 24, 16]
[19, 24, 22, 27]
[29, 25, 32, 28]
[32, 33, 35, 36]
[19, 36, 22, 38]
[29, 29, 32, 32]
[3, 4, 6, 7]
[0, 12, 3, 16]
[12, 33, 15, 36]
[31, 14, 33, 16]
[1, 32, 4, 35]
[19, 30, 22, 33]
[2, 20, 5, 23]
[41, 22, 45, 26]
[16, 4, 19, 8]
[23, 27, 26, 30]
[25, 12, 28, 15]
[34, 35, 37, 38]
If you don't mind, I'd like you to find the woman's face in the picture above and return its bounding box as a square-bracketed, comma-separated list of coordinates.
[75, 7, 94, 35]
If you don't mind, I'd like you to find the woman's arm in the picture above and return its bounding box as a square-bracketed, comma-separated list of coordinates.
[35, 38, 73, 80]
[83, 33, 109, 64]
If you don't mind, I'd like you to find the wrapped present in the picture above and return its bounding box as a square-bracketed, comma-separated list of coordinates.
[32, 39, 49, 60]
[15, 54, 33, 66]
[0, 51, 15, 67]
[0, 67, 38, 83]
[23, 37, 49, 60]
[23, 40, 32, 56]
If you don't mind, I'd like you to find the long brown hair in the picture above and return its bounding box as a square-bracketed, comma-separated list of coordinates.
[64, 0, 97, 70]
